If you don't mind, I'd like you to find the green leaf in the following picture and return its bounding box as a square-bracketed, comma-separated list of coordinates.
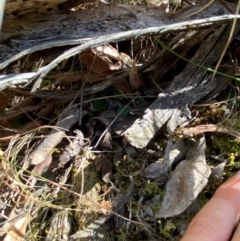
[135, 97, 145, 105]
[117, 105, 132, 117]
[113, 89, 124, 100]
[12, 117, 28, 127]
[92, 99, 108, 111]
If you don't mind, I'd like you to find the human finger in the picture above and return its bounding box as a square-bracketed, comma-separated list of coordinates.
[181, 171, 240, 241]
[231, 220, 240, 241]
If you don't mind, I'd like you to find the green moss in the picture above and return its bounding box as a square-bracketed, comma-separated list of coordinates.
[211, 134, 240, 157]
[144, 181, 160, 195]
[160, 221, 176, 239]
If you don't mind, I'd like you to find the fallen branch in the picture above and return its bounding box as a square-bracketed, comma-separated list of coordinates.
[178, 124, 240, 139]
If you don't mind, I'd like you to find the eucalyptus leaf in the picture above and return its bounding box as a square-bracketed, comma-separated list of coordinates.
[92, 99, 108, 111]
[117, 105, 132, 117]
[155, 136, 211, 218]
[113, 89, 124, 100]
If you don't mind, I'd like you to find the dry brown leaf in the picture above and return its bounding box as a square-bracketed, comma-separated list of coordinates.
[155, 136, 211, 218]
[112, 78, 132, 96]
[80, 48, 120, 74]
[0, 92, 9, 113]
[4, 216, 30, 241]
[129, 57, 143, 91]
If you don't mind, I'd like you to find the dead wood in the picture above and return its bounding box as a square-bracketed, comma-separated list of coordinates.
[4, 0, 86, 17]
[0, 2, 237, 70]
[125, 23, 240, 148]
[178, 124, 240, 138]
[155, 136, 211, 218]
[29, 106, 80, 165]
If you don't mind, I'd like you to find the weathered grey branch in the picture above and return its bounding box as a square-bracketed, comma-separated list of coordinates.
[1, 14, 240, 91]
[0, 1, 238, 92]
[4, 0, 73, 17]
[30, 106, 79, 165]
[0, 2, 236, 68]
[125, 23, 240, 148]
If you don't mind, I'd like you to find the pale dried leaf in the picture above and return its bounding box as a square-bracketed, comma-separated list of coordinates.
[162, 137, 187, 170]
[155, 136, 211, 218]
[143, 139, 187, 178]
[129, 57, 143, 91]
[119, 52, 133, 67]
[211, 160, 227, 180]
[142, 161, 166, 179]
[167, 106, 191, 134]
[94, 44, 121, 61]
[148, 0, 168, 9]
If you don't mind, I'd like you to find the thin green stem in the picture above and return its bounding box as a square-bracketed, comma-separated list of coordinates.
[156, 39, 240, 82]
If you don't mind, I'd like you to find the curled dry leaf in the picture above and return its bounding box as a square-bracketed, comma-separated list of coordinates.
[80, 44, 121, 74]
[119, 52, 133, 67]
[94, 45, 121, 61]
[143, 138, 187, 179]
[155, 136, 211, 218]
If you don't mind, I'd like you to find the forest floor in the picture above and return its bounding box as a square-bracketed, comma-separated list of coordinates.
[1, 1, 240, 240]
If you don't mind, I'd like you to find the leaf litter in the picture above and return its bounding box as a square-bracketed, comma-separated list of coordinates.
[1, 0, 240, 240]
